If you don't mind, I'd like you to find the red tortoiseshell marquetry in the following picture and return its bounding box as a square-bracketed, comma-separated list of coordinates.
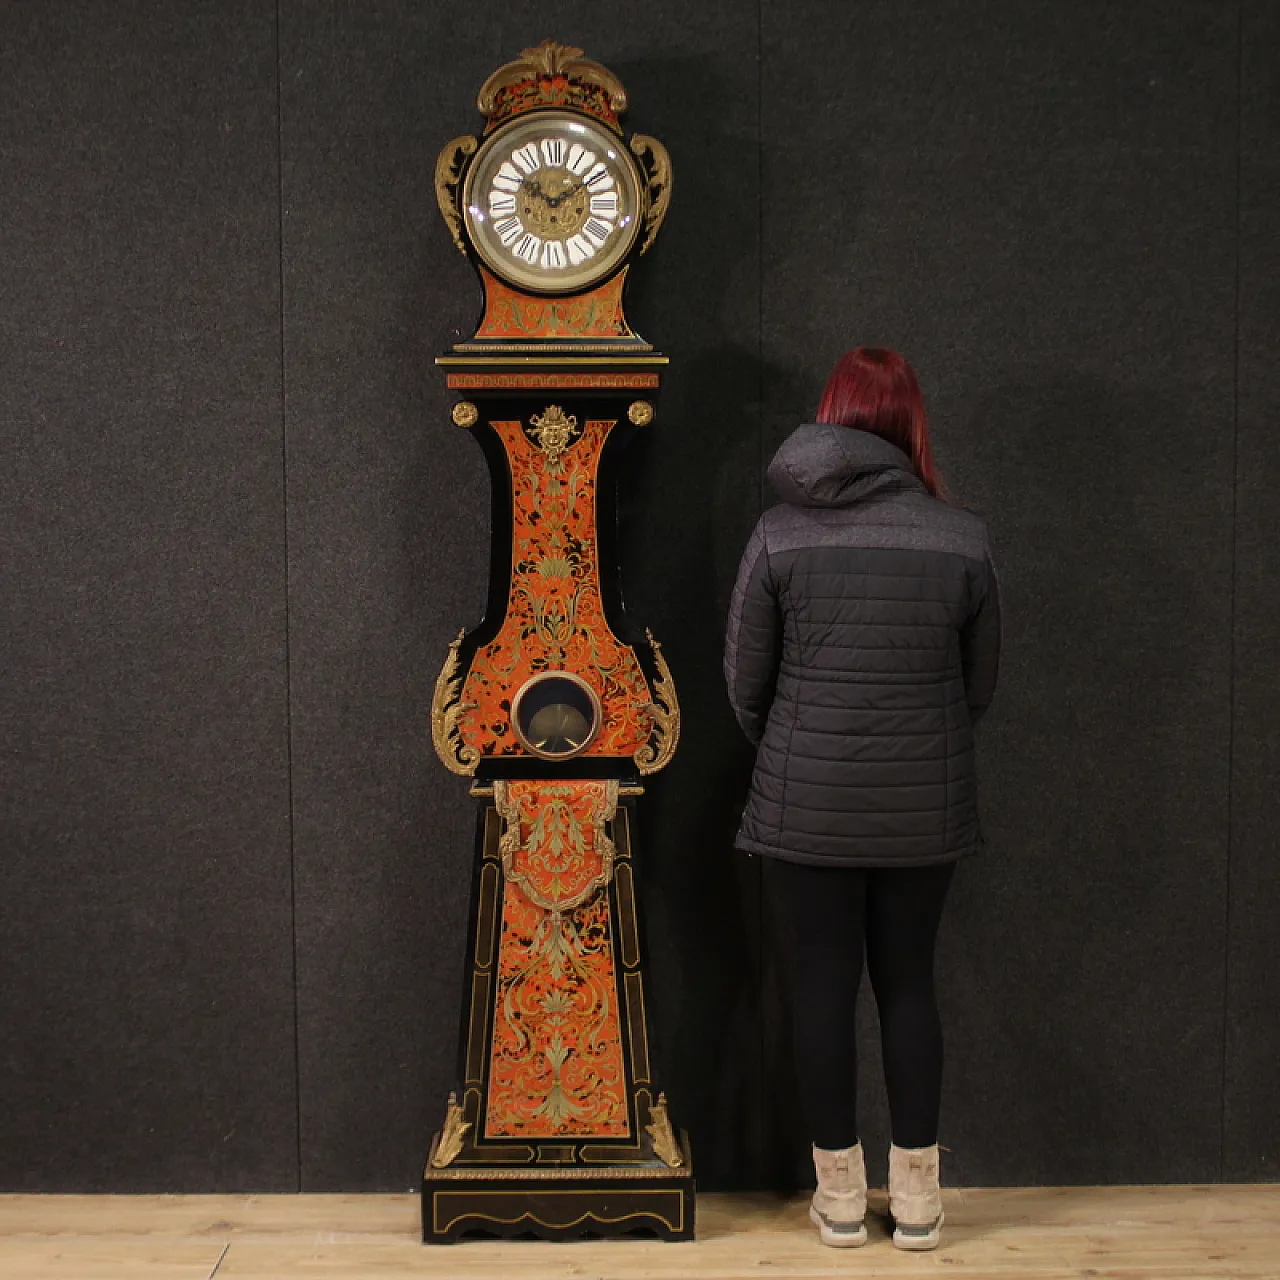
[472, 266, 641, 343]
[457, 416, 651, 762]
[484, 74, 622, 134]
[484, 780, 628, 1139]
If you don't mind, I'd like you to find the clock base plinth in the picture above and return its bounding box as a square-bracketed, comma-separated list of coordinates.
[422, 795, 694, 1244]
[422, 1135, 695, 1243]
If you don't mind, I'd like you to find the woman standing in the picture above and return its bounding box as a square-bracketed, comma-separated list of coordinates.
[723, 348, 1000, 1250]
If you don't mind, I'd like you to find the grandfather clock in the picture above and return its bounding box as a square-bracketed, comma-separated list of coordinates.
[421, 41, 693, 1243]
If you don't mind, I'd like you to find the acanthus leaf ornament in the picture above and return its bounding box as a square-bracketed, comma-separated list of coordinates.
[434, 135, 479, 256]
[645, 1093, 684, 1168]
[430, 1092, 472, 1169]
[629, 134, 672, 256]
[431, 628, 480, 776]
[477, 40, 628, 132]
[634, 629, 681, 776]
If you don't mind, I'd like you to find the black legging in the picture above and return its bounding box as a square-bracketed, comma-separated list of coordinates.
[764, 856, 955, 1151]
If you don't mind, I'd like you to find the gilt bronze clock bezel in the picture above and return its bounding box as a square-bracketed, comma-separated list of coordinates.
[460, 108, 646, 297]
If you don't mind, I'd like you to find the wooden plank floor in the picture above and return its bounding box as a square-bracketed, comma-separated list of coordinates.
[0, 1187, 1277, 1279]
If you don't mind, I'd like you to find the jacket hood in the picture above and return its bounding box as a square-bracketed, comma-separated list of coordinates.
[767, 424, 924, 509]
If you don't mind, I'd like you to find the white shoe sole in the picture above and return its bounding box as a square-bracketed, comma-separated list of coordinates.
[809, 1204, 868, 1248]
[892, 1210, 944, 1251]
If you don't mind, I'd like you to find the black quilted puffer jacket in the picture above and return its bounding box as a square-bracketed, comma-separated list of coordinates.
[724, 424, 1000, 867]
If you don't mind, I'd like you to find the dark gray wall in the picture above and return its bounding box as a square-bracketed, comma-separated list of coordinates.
[3, 1, 1276, 1191]
[1226, 0, 1280, 1183]
[0, 1, 296, 1191]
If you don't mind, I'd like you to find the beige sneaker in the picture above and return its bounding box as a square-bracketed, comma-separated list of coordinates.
[888, 1144, 944, 1250]
[809, 1143, 868, 1247]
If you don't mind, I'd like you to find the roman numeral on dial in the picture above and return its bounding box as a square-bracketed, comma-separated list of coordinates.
[566, 144, 597, 176]
[469, 121, 640, 281]
[492, 162, 522, 194]
[565, 234, 596, 265]
[493, 215, 522, 246]
[511, 143, 540, 174]
[513, 232, 542, 264]
[583, 217, 614, 246]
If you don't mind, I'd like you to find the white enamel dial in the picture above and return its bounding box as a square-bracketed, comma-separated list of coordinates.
[462, 111, 644, 294]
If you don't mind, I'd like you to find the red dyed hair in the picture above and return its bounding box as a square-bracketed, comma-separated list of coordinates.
[815, 347, 944, 498]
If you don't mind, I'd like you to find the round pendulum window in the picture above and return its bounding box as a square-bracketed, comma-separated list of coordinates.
[511, 672, 602, 761]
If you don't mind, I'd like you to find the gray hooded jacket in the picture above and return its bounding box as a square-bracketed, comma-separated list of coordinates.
[723, 424, 1000, 866]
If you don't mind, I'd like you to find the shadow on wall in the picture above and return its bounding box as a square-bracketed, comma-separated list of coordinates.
[609, 53, 805, 1190]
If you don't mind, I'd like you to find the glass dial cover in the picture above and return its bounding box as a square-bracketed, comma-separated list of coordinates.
[463, 112, 643, 294]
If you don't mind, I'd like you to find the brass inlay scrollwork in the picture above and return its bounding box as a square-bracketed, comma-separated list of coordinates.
[493, 779, 619, 914]
[624, 971, 651, 1084]
[431, 1092, 472, 1168]
[484, 780, 629, 1140]
[431, 628, 479, 775]
[427, 1161, 684, 1180]
[448, 373, 661, 390]
[431, 1188, 686, 1235]
[629, 135, 672, 256]
[645, 1093, 683, 1168]
[434, 136, 479, 255]
[634, 629, 680, 776]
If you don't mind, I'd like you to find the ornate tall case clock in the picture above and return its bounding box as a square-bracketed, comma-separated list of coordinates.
[421, 41, 693, 1243]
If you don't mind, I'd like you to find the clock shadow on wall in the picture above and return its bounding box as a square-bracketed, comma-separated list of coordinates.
[610, 54, 815, 1191]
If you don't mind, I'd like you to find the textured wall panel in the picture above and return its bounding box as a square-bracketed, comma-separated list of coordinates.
[759, 0, 1237, 1187]
[281, 1, 763, 1189]
[1225, 0, 1280, 1183]
[0, 1, 295, 1190]
[5, 0, 1273, 1195]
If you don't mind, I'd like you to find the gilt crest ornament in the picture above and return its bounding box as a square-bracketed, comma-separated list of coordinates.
[527, 405, 580, 463]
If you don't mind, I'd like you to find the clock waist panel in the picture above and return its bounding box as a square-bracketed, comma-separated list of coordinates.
[459, 636, 652, 762]
[457, 416, 654, 763]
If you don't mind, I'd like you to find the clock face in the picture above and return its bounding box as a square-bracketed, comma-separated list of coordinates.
[462, 112, 644, 294]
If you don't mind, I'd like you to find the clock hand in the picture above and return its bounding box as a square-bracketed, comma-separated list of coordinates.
[546, 180, 585, 209]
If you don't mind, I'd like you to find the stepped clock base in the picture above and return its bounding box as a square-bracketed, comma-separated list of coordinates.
[422, 1134, 695, 1243]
